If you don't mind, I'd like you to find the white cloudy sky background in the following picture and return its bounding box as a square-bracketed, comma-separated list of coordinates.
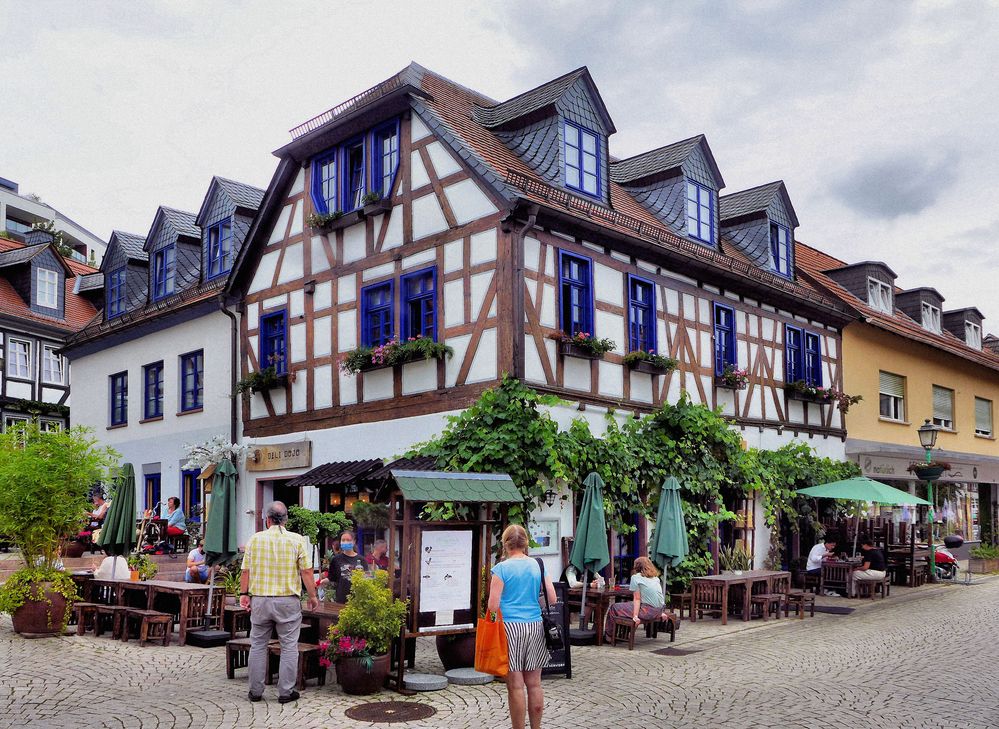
[3, 0, 997, 324]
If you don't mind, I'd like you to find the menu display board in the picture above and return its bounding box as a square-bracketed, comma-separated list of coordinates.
[419, 530, 473, 621]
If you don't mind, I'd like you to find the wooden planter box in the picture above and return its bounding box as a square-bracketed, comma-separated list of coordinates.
[714, 377, 747, 391]
[311, 209, 365, 234]
[968, 558, 999, 573]
[785, 388, 832, 405]
[362, 199, 393, 216]
[250, 373, 293, 394]
[560, 341, 606, 361]
[627, 360, 675, 376]
[358, 353, 443, 374]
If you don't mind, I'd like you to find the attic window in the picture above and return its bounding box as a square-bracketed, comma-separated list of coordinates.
[206, 218, 233, 279]
[967, 321, 982, 349]
[107, 268, 127, 319]
[563, 121, 600, 197]
[769, 224, 791, 277]
[686, 181, 715, 245]
[35, 268, 59, 309]
[921, 302, 941, 333]
[868, 278, 893, 315]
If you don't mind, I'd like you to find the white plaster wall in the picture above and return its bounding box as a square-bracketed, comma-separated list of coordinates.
[342, 224, 366, 264]
[276, 242, 303, 284]
[469, 229, 497, 266]
[443, 179, 497, 225]
[412, 194, 448, 240]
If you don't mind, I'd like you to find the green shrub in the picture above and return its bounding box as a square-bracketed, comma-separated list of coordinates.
[334, 570, 408, 655]
[0, 567, 78, 628]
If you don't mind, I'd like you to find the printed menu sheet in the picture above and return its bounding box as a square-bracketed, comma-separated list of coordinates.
[419, 530, 473, 623]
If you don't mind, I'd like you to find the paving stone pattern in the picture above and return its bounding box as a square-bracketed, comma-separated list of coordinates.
[1, 579, 997, 728]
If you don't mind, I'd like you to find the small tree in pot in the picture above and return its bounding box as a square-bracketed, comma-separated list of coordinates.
[0, 423, 118, 636]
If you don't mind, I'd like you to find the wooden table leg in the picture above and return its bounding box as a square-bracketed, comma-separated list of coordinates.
[720, 584, 729, 626]
[594, 597, 605, 646]
[689, 583, 698, 623]
[178, 595, 189, 645]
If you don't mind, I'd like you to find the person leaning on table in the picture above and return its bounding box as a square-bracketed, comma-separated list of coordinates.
[603, 557, 673, 641]
[850, 538, 887, 597]
[239, 501, 319, 705]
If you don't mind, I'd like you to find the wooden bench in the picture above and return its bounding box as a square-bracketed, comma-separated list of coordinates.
[266, 642, 326, 690]
[226, 638, 278, 678]
[609, 613, 677, 650]
[73, 602, 99, 635]
[784, 590, 816, 619]
[750, 593, 785, 620]
[122, 609, 172, 647]
[94, 605, 128, 639]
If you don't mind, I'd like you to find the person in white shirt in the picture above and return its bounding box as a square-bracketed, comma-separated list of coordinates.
[806, 537, 838, 596]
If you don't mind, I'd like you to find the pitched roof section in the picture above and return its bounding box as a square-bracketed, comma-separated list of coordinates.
[0, 238, 97, 332]
[720, 181, 799, 228]
[391, 470, 523, 503]
[610, 135, 724, 188]
[795, 241, 999, 373]
[473, 67, 616, 133]
[74, 271, 104, 293]
[215, 177, 265, 211]
[143, 206, 199, 252]
[109, 231, 148, 263]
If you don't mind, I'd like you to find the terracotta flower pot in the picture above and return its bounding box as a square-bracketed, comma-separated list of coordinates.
[336, 653, 390, 695]
[10, 583, 70, 638]
[129, 569, 140, 581]
[62, 541, 86, 559]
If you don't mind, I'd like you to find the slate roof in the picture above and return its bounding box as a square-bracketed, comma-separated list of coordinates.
[75, 271, 104, 292]
[285, 459, 384, 489]
[610, 135, 722, 186]
[159, 206, 201, 240]
[985, 334, 999, 355]
[0, 246, 44, 268]
[111, 231, 148, 263]
[795, 241, 999, 373]
[215, 177, 265, 211]
[391, 470, 522, 504]
[719, 181, 799, 227]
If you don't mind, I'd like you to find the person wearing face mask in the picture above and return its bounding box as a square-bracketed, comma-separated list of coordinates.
[327, 530, 368, 603]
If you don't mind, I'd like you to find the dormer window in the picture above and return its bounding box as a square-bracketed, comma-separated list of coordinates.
[967, 321, 982, 349]
[686, 181, 715, 245]
[107, 268, 126, 318]
[310, 119, 401, 215]
[921, 302, 941, 333]
[868, 277, 893, 314]
[769, 224, 791, 277]
[152, 244, 176, 300]
[373, 122, 400, 197]
[206, 218, 233, 279]
[344, 138, 366, 211]
[35, 268, 59, 309]
[563, 121, 599, 197]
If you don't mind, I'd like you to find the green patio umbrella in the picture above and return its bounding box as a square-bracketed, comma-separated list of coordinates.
[569, 472, 610, 633]
[96, 463, 137, 575]
[204, 459, 238, 567]
[796, 477, 930, 506]
[650, 476, 689, 592]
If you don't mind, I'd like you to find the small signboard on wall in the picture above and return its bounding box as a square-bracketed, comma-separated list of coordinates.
[247, 440, 312, 471]
[529, 519, 560, 555]
[418, 529, 474, 630]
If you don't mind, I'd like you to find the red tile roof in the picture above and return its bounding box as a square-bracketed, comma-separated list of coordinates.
[795, 241, 999, 373]
[0, 238, 98, 332]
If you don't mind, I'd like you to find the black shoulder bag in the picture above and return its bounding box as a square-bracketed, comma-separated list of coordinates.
[534, 557, 563, 649]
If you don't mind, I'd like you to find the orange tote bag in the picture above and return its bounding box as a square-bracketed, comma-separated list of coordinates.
[474, 611, 509, 677]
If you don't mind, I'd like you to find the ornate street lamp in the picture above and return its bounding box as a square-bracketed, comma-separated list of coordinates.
[543, 485, 558, 508]
[917, 419, 942, 582]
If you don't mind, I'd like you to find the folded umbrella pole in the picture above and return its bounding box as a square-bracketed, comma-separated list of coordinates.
[650, 476, 689, 596]
[199, 459, 239, 636]
[568, 473, 610, 636]
[97, 463, 137, 576]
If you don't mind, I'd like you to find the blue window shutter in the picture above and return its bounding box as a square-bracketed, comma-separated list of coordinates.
[804, 332, 822, 386]
[373, 120, 401, 197]
[311, 151, 337, 214]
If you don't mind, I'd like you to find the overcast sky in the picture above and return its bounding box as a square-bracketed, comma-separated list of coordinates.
[3, 0, 996, 324]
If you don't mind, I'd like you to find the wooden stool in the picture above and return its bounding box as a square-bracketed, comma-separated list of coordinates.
[803, 571, 821, 594]
[94, 605, 128, 639]
[226, 638, 279, 678]
[167, 533, 189, 554]
[750, 593, 785, 621]
[855, 576, 890, 600]
[609, 617, 639, 650]
[645, 613, 678, 642]
[785, 591, 816, 619]
[266, 642, 326, 690]
[669, 593, 692, 621]
[122, 609, 172, 647]
[73, 602, 99, 636]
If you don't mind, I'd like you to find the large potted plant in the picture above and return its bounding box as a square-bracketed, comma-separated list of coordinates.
[322, 569, 407, 694]
[0, 423, 118, 636]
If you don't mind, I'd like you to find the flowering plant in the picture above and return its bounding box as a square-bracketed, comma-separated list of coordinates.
[622, 349, 678, 372]
[338, 336, 453, 375]
[319, 627, 373, 669]
[717, 364, 749, 389]
[182, 435, 251, 470]
[557, 331, 616, 357]
[784, 381, 863, 413]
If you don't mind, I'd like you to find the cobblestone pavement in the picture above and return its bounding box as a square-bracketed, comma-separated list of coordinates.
[2, 578, 997, 729]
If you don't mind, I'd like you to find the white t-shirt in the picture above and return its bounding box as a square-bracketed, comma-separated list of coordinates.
[806, 543, 830, 571]
[188, 548, 207, 567]
[94, 555, 131, 579]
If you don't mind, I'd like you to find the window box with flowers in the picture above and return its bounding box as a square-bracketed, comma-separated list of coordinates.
[234, 365, 295, 396]
[715, 364, 749, 390]
[784, 381, 863, 414]
[361, 191, 392, 216]
[307, 209, 364, 234]
[622, 350, 678, 375]
[338, 336, 453, 376]
[557, 331, 615, 361]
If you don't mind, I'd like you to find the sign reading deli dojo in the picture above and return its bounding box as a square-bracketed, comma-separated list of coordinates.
[248, 440, 312, 472]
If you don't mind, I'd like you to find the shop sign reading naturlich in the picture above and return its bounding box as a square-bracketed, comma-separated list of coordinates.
[419, 529, 473, 630]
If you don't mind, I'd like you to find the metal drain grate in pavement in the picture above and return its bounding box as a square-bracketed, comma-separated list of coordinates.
[652, 647, 704, 656]
[345, 701, 437, 723]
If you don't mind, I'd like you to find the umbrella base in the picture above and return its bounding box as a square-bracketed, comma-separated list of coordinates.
[186, 629, 230, 648]
[568, 629, 596, 645]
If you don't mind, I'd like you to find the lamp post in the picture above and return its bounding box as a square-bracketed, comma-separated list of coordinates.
[917, 419, 941, 583]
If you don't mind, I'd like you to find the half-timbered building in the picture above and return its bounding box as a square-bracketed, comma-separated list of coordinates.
[228, 64, 856, 564]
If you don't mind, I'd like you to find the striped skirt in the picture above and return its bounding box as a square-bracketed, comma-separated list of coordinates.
[503, 620, 549, 673]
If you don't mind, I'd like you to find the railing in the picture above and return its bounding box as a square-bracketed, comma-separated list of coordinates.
[504, 169, 840, 309]
[289, 75, 405, 140]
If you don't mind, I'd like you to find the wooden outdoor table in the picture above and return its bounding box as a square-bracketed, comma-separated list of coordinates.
[90, 577, 133, 605]
[690, 570, 790, 625]
[224, 604, 250, 639]
[823, 560, 864, 596]
[301, 602, 341, 643]
[566, 586, 633, 645]
[142, 580, 210, 645]
[70, 571, 94, 601]
[887, 549, 931, 587]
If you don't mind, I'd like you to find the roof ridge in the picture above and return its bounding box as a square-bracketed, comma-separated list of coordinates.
[610, 134, 705, 165]
[719, 179, 785, 199]
[475, 66, 588, 110]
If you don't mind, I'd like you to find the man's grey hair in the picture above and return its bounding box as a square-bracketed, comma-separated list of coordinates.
[266, 501, 289, 525]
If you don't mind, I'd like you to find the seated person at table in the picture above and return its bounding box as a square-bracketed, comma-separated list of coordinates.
[366, 539, 389, 570]
[327, 531, 367, 603]
[164, 497, 187, 536]
[603, 557, 675, 641]
[561, 564, 604, 627]
[79, 493, 109, 539]
[94, 554, 131, 579]
[806, 537, 838, 595]
[185, 540, 209, 583]
[851, 539, 887, 596]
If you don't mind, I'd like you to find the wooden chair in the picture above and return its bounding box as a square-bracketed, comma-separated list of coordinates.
[73, 602, 99, 635]
[750, 592, 784, 620]
[94, 605, 128, 639]
[226, 637, 278, 678]
[855, 574, 890, 600]
[266, 643, 326, 690]
[224, 605, 250, 639]
[122, 609, 172, 647]
[820, 563, 851, 595]
[610, 612, 678, 650]
[803, 571, 821, 594]
[91, 582, 116, 606]
[669, 592, 692, 621]
[167, 532, 190, 554]
[785, 591, 816, 619]
[693, 582, 725, 620]
[181, 588, 224, 635]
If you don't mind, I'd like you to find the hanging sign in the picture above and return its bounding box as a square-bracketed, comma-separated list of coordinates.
[247, 440, 312, 471]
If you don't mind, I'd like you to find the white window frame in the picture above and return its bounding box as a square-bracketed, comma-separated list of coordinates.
[879, 370, 905, 422]
[41, 345, 63, 384]
[921, 302, 941, 333]
[966, 321, 982, 349]
[7, 338, 31, 379]
[931, 385, 954, 430]
[35, 268, 59, 309]
[867, 277, 893, 314]
[975, 397, 993, 437]
[3, 414, 30, 432]
[39, 419, 63, 433]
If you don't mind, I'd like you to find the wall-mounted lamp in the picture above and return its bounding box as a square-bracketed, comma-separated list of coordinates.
[544, 486, 558, 508]
[304, 280, 316, 295]
[328, 492, 342, 508]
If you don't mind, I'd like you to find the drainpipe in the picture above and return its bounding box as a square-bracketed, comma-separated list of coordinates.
[507, 204, 538, 380]
[218, 295, 238, 444]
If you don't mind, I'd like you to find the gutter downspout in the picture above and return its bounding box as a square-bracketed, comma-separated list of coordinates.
[508, 204, 538, 380]
[218, 295, 238, 444]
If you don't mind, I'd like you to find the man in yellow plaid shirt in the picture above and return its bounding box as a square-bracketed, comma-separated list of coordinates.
[239, 501, 319, 703]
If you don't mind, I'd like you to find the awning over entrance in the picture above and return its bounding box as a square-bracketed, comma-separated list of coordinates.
[285, 456, 438, 489]
[390, 470, 522, 503]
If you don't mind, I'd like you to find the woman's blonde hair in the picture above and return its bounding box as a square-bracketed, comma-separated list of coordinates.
[501, 524, 529, 555]
[633, 556, 660, 578]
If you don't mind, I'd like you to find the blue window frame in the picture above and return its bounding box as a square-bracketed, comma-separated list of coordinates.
[686, 181, 715, 245]
[563, 120, 600, 197]
[401, 268, 437, 340]
[361, 281, 394, 347]
[373, 121, 400, 197]
[179, 350, 204, 412]
[152, 244, 176, 300]
[143, 361, 164, 420]
[785, 325, 803, 382]
[260, 311, 288, 374]
[559, 250, 594, 336]
[804, 332, 822, 387]
[182, 469, 201, 523]
[343, 138, 366, 212]
[107, 267, 126, 318]
[145, 473, 161, 515]
[311, 150, 338, 214]
[206, 218, 233, 279]
[627, 275, 657, 353]
[713, 303, 737, 376]
[770, 223, 792, 277]
[109, 371, 128, 426]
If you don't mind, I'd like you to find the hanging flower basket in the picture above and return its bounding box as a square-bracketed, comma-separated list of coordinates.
[556, 332, 615, 360]
[907, 463, 949, 481]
